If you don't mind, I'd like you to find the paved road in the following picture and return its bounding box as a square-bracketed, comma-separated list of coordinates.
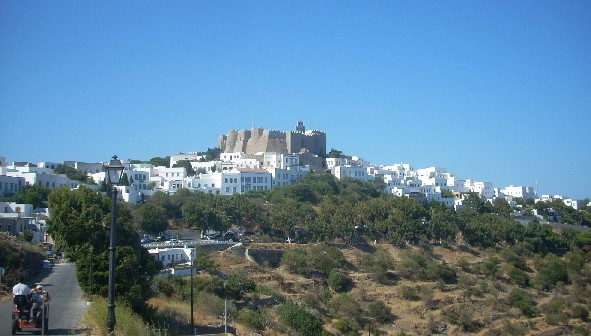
[1, 263, 89, 336]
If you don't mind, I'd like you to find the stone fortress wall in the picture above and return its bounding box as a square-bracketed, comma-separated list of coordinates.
[218, 121, 326, 156]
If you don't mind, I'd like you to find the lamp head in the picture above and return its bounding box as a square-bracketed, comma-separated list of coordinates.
[106, 155, 124, 186]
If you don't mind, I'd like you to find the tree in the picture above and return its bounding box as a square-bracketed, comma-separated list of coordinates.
[367, 299, 393, 323]
[327, 268, 351, 292]
[54, 164, 88, 181]
[0, 184, 51, 208]
[385, 196, 427, 247]
[533, 253, 568, 291]
[198, 147, 220, 161]
[46, 186, 160, 315]
[441, 189, 455, 198]
[148, 156, 170, 167]
[223, 194, 260, 231]
[428, 206, 459, 244]
[276, 303, 325, 335]
[181, 193, 230, 235]
[135, 203, 168, 235]
[326, 148, 344, 158]
[173, 160, 196, 176]
[269, 200, 301, 241]
[119, 172, 130, 186]
[492, 197, 511, 217]
[463, 192, 492, 214]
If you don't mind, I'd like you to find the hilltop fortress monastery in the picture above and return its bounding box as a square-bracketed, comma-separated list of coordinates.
[218, 121, 326, 156]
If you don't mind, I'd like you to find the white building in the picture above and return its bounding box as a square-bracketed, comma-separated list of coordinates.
[0, 202, 48, 243]
[332, 166, 371, 181]
[563, 198, 584, 210]
[464, 179, 495, 200]
[237, 168, 272, 193]
[6, 170, 81, 190]
[500, 185, 536, 199]
[182, 171, 241, 195]
[0, 175, 25, 197]
[170, 153, 204, 168]
[148, 246, 195, 268]
[267, 166, 309, 188]
[191, 160, 226, 173]
[220, 152, 246, 162]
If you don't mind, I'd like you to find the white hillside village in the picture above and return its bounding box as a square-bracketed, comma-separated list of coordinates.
[0, 122, 587, 253]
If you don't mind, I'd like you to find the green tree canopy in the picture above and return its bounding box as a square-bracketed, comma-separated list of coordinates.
[148, 156, 170, 167]
[134, 203, 168, 235]
[54, 164, 88, 181]
[0, 184, 51, 208]
[46, 186, 160, 315]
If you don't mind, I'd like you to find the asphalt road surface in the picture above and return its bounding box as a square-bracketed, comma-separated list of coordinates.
[1, 263, 89, 336]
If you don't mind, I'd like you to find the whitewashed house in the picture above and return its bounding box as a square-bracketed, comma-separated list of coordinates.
[170, 153, 204, 167]
[500, 185, 536, 199]
[0, 175, 25, 197]
[148, 246, 195, 267]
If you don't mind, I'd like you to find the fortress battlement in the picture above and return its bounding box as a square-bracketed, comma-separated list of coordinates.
[218, 121, 326, 156]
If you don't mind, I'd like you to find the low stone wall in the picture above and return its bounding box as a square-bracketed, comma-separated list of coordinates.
[245, 248, 285, 267]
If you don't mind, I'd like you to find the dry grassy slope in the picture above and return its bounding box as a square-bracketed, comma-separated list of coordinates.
[206, 243, 585, 336]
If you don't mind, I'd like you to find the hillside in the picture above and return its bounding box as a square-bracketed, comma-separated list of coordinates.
[0, 234, 46, 297]
[181, 241, 591, 336]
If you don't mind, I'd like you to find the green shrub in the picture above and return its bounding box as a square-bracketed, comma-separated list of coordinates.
[544, 312, 569, 325]
[533, 253, 568, 291]
[500, 249, 528, 271]
[501, 319, 526, 336]
[457, 258, 471, 272]
[280, 244, 345, 276]
[224, 271, 256, 300]
[327, 268, 351, 292]
[236, 309, 266, 332]
[426, 261, 456, 283]
[397, 251, 428, 280]
[508, 288, 539, 317]
[193, 246, 218, 273]
[478, 256, 501, 279]
[540, 298, 566, 314]
[328, 293, 362, 320]
[332, 319, 355, 334]
[367, 299, 393, 323]
[280, 248, 308, 274]
[276, 303, 324, 336]
[400, 285, 419, 301]
[194, 276, 225, 297]
[308, 243, 345, 275]
[571, 305, 589, 321]
[508, 267, 530, 287]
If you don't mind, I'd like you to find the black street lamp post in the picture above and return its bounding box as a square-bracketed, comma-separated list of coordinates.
[89, 245, 94, 295]
[105, 156, 124, 335]
[190, 248, 194, 335]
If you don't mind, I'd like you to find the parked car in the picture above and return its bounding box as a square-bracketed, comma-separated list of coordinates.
[140, 238, 154, 244]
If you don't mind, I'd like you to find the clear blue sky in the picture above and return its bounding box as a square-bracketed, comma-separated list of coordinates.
[1, 1, 590, 199]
